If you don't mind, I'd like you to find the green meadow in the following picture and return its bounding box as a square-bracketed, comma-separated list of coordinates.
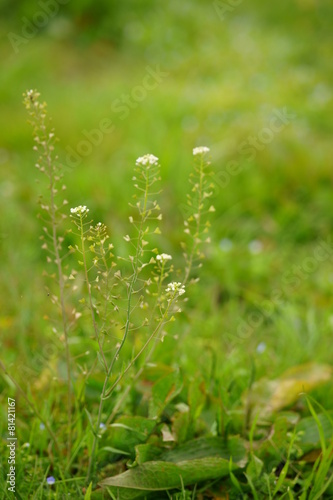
[1, 1, 333, 498]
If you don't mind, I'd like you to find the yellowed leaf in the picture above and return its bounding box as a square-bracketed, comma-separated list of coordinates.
[244, 363, 332, 419]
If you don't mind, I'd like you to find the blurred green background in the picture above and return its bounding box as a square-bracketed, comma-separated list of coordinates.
[1, 0, 333, 388]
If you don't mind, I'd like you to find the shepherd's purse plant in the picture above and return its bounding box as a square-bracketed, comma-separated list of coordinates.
[0, 89, 215, 491]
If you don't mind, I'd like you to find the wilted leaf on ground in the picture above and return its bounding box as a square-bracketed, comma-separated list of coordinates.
[299, 449, 322, 463]
[244, 363, 332, 419]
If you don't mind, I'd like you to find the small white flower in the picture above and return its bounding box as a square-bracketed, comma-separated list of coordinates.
[166, 282, 185, 296]
[70, 205, 89, 217]
[193, 146, 210, 156]
[156, 253, 172, 262]
[136, 154, 159, 167]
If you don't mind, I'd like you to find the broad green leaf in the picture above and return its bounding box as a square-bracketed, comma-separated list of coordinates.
[135, 444, 163, 465]
[160, 435, 246, 464]
[135, 435, 246, 466]
[107, 416, 156, 455]
[246, 454, 264, 481]
[256, 416, 289, 465]
[100, 457, 236, 499]
[135, 435, 247, 466]
[171, 408, 190, 444]
[296, 413, 333, 448]
[148, 369, 183, 419]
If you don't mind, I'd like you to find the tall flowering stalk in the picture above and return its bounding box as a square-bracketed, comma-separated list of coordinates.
[70, 206, 109, 373]
[22, 90, 73, 458]
[73, 154, 186, 482]
[16, 89, 215, 487]
[183, 146, 215, 284]
[107, 147, 215, 423]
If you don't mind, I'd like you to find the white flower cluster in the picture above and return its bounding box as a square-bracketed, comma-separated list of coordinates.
[26, 89, 38, 99]
[70, 205, 89, 217]
[156, 253, 172, 262]
[136, 154, 159, 167]
[166, 282, 185, 296]
[193, 146, 210, 156]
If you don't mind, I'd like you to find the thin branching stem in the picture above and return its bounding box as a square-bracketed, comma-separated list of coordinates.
[86, 166, 154, 482]
[107, 154, 210, 422]
[24, 91, 73, 460]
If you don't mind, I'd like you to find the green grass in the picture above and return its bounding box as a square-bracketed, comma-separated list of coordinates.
[1, 1, 333, 498]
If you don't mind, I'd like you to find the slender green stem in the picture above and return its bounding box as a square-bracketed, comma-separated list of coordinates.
[103, 296, 176, 400]
[41, 121, 72, 460]
[80, 217, 108, 372]
[107, 209, 199, 422]
[183, 155, 205, 284]
[86, 168, 152, 482]
[105, 262, 167, 424]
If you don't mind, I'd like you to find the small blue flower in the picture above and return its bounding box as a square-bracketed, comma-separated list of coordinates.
[47, 476, 56, 485]
[40, 423, 45, 430]
[219, 238, 233, 252]
[256, 342, 266, 354]
[248, 240, 263, 255]
[99, 423, 106, 430]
